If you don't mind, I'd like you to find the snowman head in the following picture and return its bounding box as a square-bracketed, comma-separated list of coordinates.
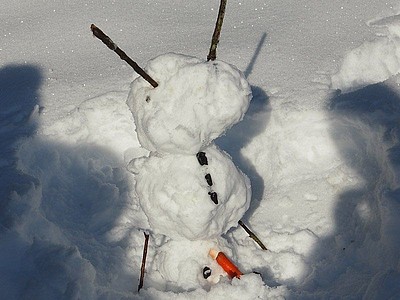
[127, 53, 252, 155]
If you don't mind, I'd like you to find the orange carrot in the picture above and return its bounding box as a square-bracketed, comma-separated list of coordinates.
[209, 249, 243, 279]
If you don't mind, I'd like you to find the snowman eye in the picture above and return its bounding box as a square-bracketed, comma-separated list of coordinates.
[145, 96, 151, 103]
[203, 266, 212, 279]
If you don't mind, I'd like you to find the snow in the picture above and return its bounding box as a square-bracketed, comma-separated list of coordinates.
[332, 14, 400, 92]
[1, 0, 400, 299]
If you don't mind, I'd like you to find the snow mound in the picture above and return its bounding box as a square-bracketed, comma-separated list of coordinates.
[142, 273, 288, 300]
[127, 53, 252, 154]
[332, 15, 400, 92]
[44, 91, 139, 157]
[131, 144, 251, 240]
[151, 239, 221, 291]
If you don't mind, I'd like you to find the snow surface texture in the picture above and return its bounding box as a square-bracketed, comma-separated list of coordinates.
[127, 53, 251, 154]
[1, 1, 400, 299]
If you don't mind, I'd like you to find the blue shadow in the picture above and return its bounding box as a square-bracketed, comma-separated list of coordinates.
[299, 83, 400, 298]
[0, 64, 43, 223]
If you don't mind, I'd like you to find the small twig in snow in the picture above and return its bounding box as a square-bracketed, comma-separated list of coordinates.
[238, 220, 268, 250]
[138, 232, 150, 292]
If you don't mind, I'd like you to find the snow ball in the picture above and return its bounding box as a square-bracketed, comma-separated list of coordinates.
[133, 145, 251, 240]
[152, 239, 223, 291]
[127, 53, 252, 154]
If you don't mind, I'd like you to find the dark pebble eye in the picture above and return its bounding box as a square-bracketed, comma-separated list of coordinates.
[145, 96, 151, 102]
[203, 266, 212, 279]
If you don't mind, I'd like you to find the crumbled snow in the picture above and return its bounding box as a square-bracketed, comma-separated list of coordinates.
[142, 273, 289, 300]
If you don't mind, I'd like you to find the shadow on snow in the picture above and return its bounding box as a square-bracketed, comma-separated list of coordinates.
[216, 85, 270, 223]
[0, 65, 42, 203]
[300, 83, 400, 298]
[217, 32, 271, 223]
[0, 64, 142, 299]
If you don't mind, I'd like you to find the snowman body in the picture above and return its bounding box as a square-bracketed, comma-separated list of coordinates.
[127, 53, 252, 289]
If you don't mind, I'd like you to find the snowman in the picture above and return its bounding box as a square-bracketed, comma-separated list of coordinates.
[127, 52, 252, 290]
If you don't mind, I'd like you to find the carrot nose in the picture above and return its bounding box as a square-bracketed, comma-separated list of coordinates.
[209, 249, 243, 279]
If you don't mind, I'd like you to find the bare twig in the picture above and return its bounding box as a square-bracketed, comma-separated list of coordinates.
[90, 24, 158, 88]
[138, 232, 150, 292]
[238, 220, 268, 250]
[207, 0, 228, 61]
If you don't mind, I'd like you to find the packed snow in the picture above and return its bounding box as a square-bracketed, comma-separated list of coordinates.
[1, 1, 400, 299]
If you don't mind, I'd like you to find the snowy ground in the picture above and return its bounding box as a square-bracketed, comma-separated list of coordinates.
[1, 1, 400, 299]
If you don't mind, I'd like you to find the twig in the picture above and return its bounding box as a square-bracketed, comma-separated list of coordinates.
[90, 24, 158, 88]
[138, 232, 150, 292]
[207, 0, 228, 61]
[238, 220, 268, 250]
